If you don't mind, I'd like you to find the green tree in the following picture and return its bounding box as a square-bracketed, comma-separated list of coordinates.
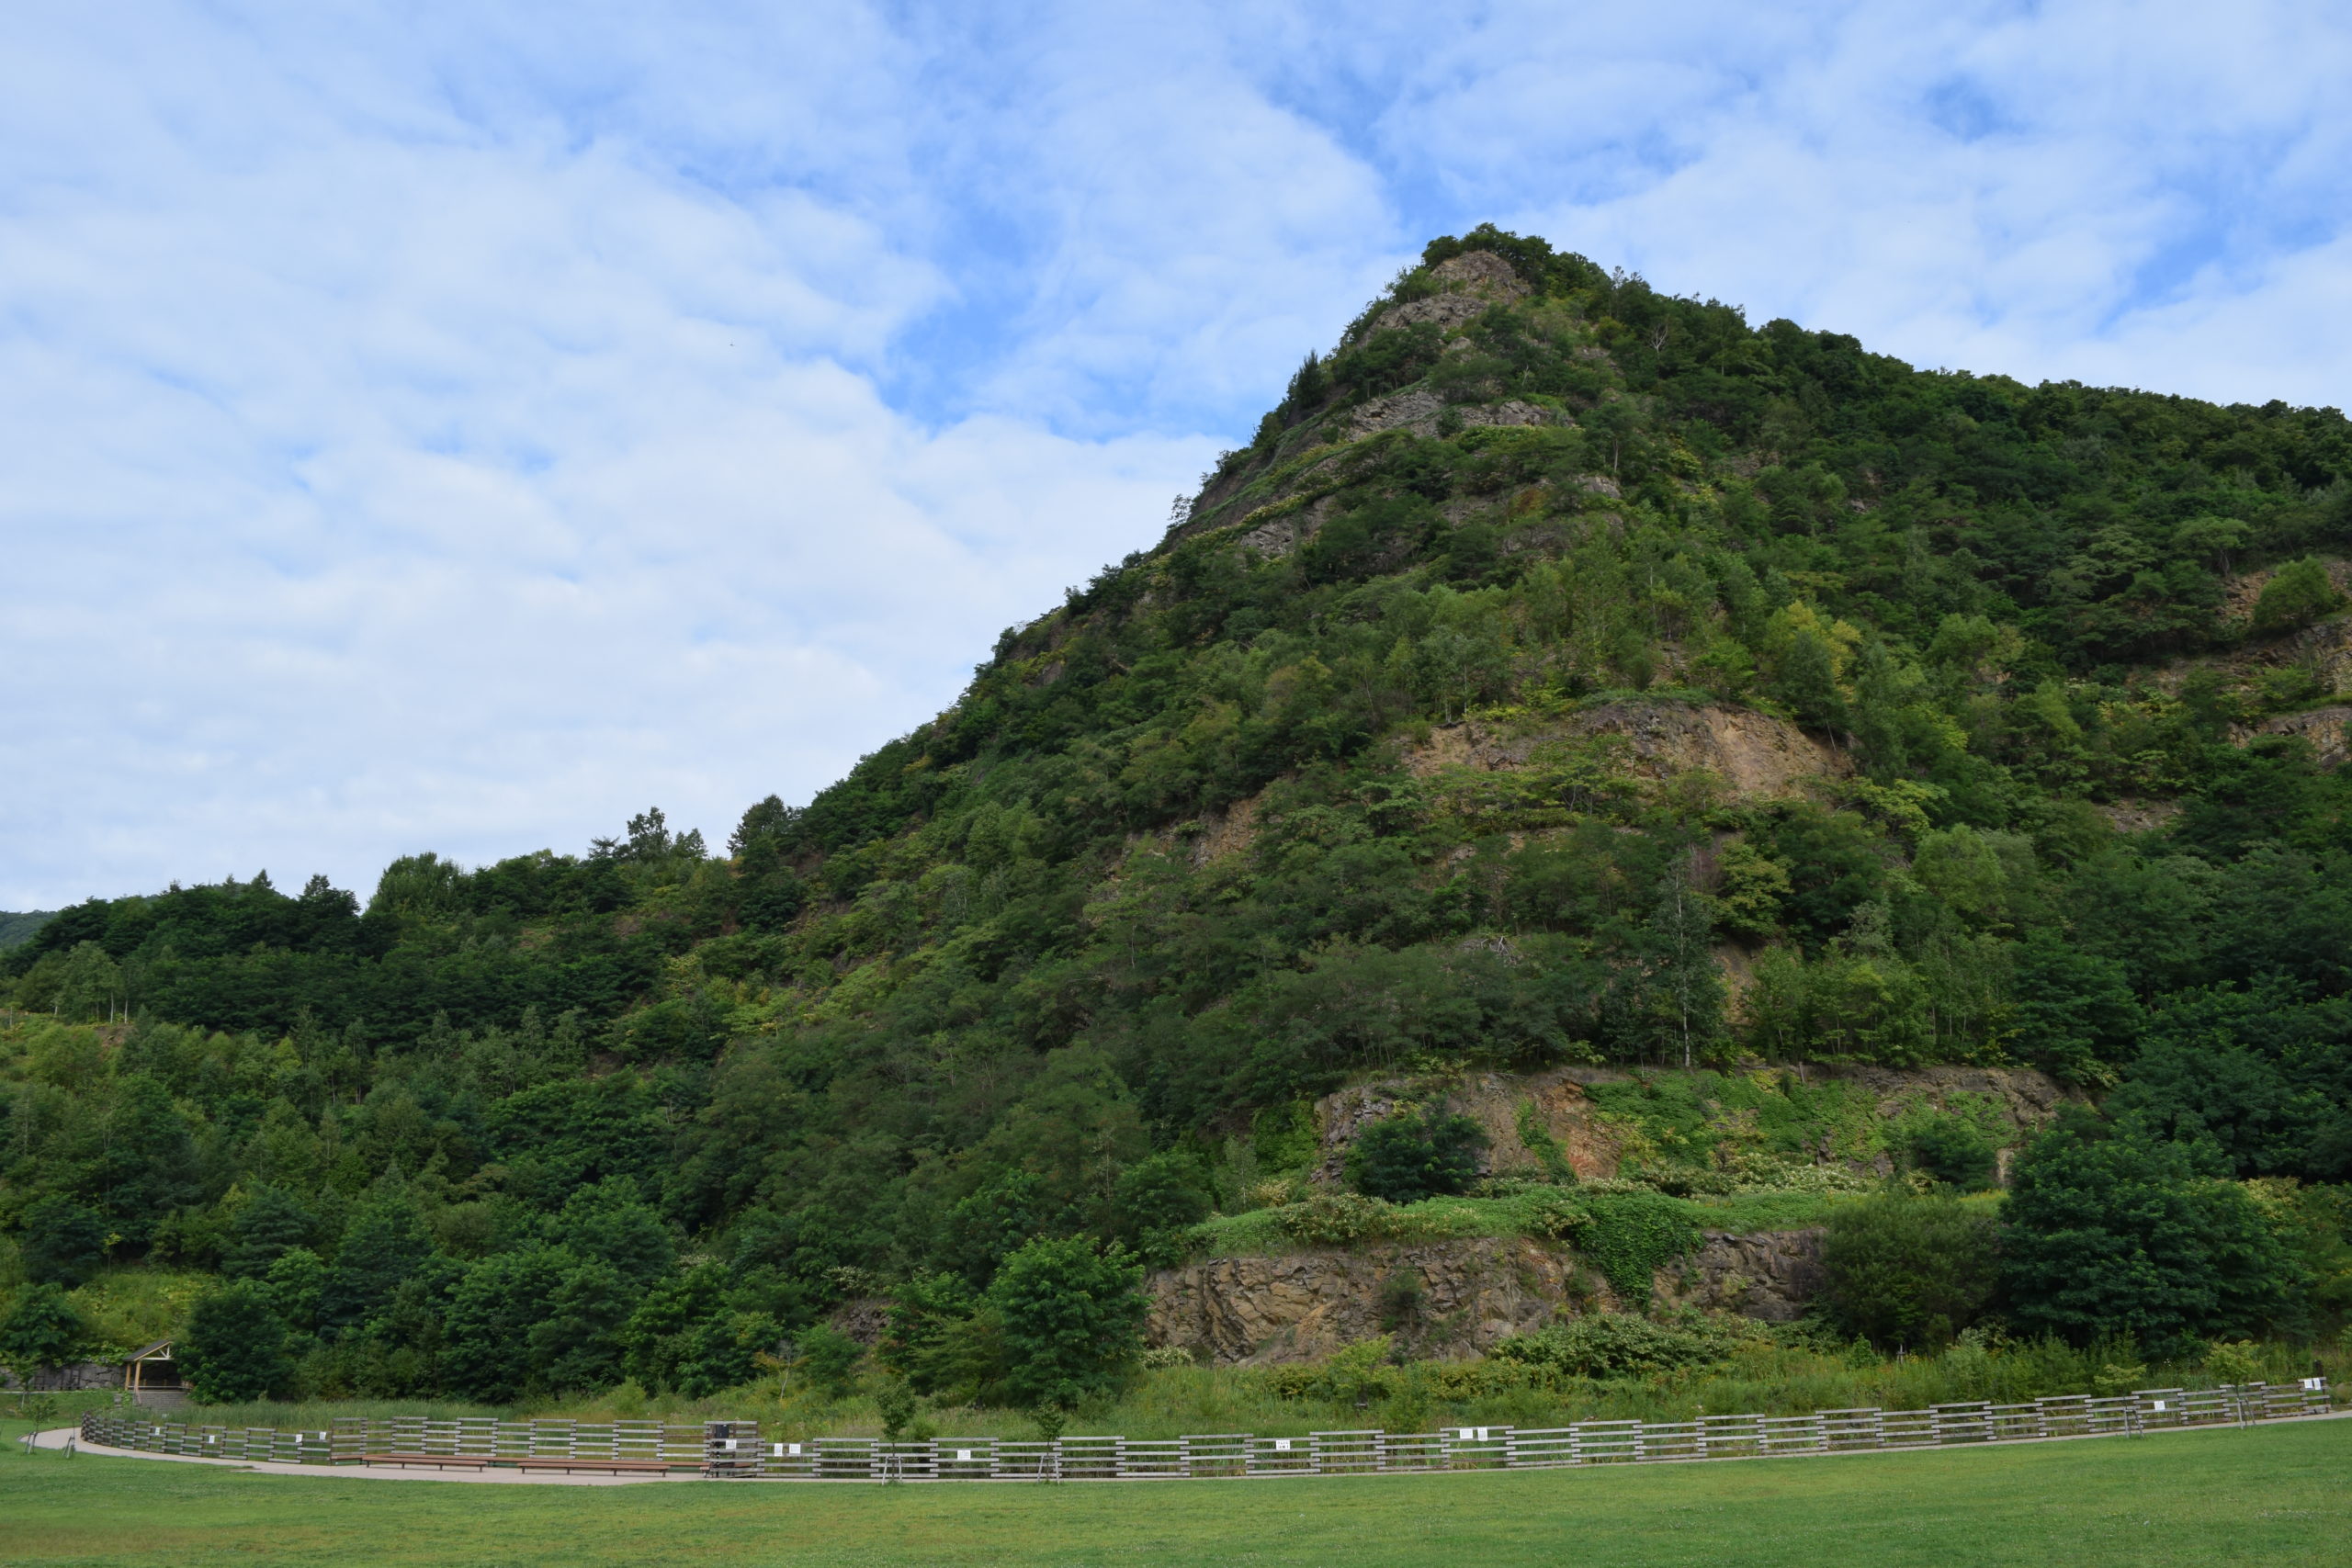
[526, 1260, 636, 1393]
[96, 1076, 198, 1246]
[1346, 1107, 1488, 1202]
[1639, 868, 1726, 1066]
[2002, 1111, 2297, 1355]
[986, 1235, 1146, 1410]
[441, 1247, 568, 1402]
[1820, 1191, 2000, 1348]
[317, 1190, 433, 1334]
[938, 1172, 1055, 1289]
[795, 1322, 865, 1398]
[221, 1185, 317, 1280]
[50, 941, 125, 1021]
[1109, 1152, 1211, 1265]
[1904, 1114, 1999, 1191]
[19, 1195, 108, 1287]
[2010, 935, 2142, 1085]
[548, 1178, 675, 1285]
[177, 1283, 293, 1403]
[0, 1283, 86, 1382]
[617, 1264, 780, 1397]
[263, 1247, 328, 1331]
[1711, 840, 1792, 942]
[2250, 558, 2344, 635]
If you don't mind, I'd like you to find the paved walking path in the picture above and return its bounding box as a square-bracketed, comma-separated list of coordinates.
[25, 1427, 688, 1484]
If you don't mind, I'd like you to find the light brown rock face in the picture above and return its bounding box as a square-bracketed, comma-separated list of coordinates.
[1373, 251, 1532, 333]
[1403, 702, 1849, 803]
[1313, 1069, 1625, 1186]
[1146, 1237, 1580, 1364]
[1146, 1228, 1831, 1364]
[1570, 701, 1849, 798]
[2280, 614, 2352, 696]
[2256, 703, 2352, 769]
[1342, 390, 1560, 442]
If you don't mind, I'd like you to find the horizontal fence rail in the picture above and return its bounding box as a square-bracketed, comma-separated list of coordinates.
[78, 1379, 2334, 1484]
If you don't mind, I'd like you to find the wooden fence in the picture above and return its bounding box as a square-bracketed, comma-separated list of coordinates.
[78, 1378, 2334, 1483]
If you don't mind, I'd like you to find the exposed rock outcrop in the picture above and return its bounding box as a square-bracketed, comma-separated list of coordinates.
[1343, 390, 1557, 441]
[1148, 1237, 1578, 1365]
[1657, 1229, 1826, 1322]
[1146, 1227, 1831, 1364]
[2254, 703, 2352, 769]
[1405, 702, 1849, 803]
[1371, 250, 1532, 334]
[2098, 798, 2184, 832]
[2278, 613, 2352, 696]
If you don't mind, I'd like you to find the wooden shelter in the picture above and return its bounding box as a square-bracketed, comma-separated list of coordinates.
[123, 1339, 184, 1404]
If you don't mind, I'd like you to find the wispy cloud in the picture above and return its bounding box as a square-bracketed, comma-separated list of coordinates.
[4, 1, 2348, 907]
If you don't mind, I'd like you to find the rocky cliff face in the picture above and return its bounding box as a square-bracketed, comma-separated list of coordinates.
[1146, 1226, 1827, 1365]
[1655, 1228, 1826, 1322]
[1400, 702, 1849, 804]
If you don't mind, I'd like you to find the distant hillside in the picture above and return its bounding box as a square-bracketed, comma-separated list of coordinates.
[4, 227, 2348, 1400]
[0, 910, 54, 952]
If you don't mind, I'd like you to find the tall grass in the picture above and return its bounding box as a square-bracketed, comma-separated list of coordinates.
[166, 1334, 2347, 1442]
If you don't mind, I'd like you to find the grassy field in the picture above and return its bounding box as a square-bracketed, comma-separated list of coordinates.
[3, 1412, 2346, 1566]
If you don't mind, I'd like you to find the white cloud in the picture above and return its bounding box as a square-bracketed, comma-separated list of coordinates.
[0, 6, 1216, 907]
[5, 0, 2350, 908]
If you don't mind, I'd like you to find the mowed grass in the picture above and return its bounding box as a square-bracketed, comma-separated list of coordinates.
[2, 1416, 2347, 1568]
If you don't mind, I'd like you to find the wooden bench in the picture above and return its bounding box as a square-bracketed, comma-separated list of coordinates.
[509, 1457, 677, 1475]
[359, 1451, 494, 1471]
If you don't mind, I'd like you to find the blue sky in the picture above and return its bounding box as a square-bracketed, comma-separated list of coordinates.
[6, 1, 2351, 909]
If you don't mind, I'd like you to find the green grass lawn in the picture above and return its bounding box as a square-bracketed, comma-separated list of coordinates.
[3, 1415, 2347, 1567]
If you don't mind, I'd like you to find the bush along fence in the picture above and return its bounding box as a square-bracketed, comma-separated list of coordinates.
[78, 1382, 2335, 1483]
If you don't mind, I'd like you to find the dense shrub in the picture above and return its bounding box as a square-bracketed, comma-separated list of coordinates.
[987, 1236, 1147, 1410]
[2251, 558, 2345, 635]
[18, 1196, 107, 1288]
[1902, 1115, 1999, 1192]
[0, 1283, 86, 1380]
[1579, 1194, 1703, 1303]
[178, 1283, 293, 1403]
[1272, 1191, 1399, 1247]
[1346, 1108, 1488, 1202]
[1819, 1191, 2000, 1348]
[2002, 1111, 2299, 1356]
[1490, 1313, 1738, 1380]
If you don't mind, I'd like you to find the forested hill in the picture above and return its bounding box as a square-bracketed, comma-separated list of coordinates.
[0, 911, 55, 953]
[6, 226, 2352, 1397]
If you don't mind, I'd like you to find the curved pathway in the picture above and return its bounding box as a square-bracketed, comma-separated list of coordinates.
[26, 1427, 685, 1484]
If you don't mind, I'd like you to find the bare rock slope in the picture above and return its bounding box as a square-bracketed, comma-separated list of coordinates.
[1405, 701, 1850, 802]
[1147, 1228, 1827, 1366]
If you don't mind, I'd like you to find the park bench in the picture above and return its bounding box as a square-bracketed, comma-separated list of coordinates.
[359, 1452, 494, 1471]
[509, 1456, 676, 1475]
